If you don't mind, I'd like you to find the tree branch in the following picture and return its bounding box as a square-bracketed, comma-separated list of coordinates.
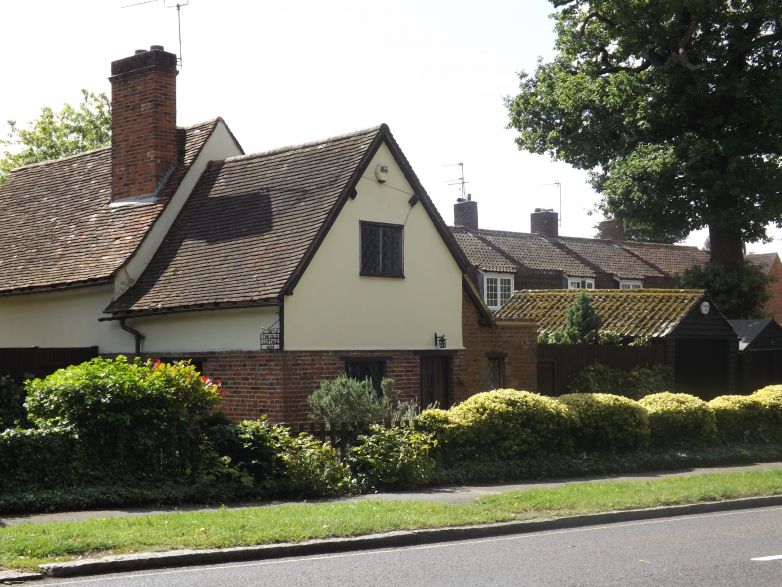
[574, 11, 615, 38]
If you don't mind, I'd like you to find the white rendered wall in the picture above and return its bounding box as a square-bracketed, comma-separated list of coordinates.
[283, 142, 464, 351]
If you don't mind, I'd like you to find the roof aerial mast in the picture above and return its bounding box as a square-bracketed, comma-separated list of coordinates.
[445, 162, 470, 200]
[121, 0, 190, 69]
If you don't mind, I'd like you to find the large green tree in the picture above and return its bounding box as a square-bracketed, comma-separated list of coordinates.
[507, 1, 782, 269]
[0, 90, 110, 185]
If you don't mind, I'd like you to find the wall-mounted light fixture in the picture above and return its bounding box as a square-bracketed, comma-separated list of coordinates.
[434, 332, 447, 349]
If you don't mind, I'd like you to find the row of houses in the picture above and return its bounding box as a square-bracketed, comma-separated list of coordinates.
[0, 46, 779, 422]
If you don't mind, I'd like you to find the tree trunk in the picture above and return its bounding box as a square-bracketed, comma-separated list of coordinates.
[708, 225, 744, 271]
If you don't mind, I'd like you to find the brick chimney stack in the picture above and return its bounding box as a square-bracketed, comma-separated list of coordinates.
[530, 208, 558, 238]
[598, 219, 625, 241]
[454, 195, 478, 230]
[110, 45, 178, 202]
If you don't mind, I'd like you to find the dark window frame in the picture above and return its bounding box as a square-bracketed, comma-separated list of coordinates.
[359, 221, 405, 278]
[344, 357, 387, 395]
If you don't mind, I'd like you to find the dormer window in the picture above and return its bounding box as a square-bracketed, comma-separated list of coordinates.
[567, 276, 594, 290]
[618, 280, 643, 290]
[483, 272, 514, 310]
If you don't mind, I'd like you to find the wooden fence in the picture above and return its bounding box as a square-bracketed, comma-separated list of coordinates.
[537, 343, 665, 396]
[0, 347, 98, 382]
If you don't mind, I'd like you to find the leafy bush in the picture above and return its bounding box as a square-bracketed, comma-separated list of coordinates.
[708, 395, 768, 443]
[24, 356, 221, 477]
[639, 392, 717, 447]
[444, 389, 576, 461]
[308, 375, 418, 434]
[0, 374, 27, 430]
[558, 393, 650, 452]
[347, 425, 436, 491]
[567, 363, 672, 399]
[749, 385, 782, 442]
[281, 433, 354, 497]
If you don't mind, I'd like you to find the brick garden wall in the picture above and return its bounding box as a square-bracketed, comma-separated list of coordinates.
[454, 295, 537, 404]
[763, 256, 782, 322]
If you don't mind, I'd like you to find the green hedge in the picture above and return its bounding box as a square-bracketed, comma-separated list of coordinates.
[708, 395, 767, 443]
[638, 392, 717, 447]
[559, 393, 650, 452]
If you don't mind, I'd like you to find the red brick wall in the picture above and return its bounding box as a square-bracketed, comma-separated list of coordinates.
[762, 256, 782, 322]
[167, 350, 423, 424]
[110, 47, 178, 201]
[454, 295, 537, 404]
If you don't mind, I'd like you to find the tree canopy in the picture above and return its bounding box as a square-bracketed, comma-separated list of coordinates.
[0, 90, 110, 185]
[507, 1, 782, 269]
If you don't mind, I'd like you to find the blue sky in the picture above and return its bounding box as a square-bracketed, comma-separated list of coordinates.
[2, 0, 779, 253]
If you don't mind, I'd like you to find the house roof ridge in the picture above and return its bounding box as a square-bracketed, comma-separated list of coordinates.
[223, 124, 386, 164]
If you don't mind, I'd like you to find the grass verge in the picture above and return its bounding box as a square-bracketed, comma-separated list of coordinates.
[2, 468, 782, 571]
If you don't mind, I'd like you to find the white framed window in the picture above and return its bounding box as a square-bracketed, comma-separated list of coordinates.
[618, 280, 643, 290]
[482, 272, 514, 310]
[566, 276, 595, 290]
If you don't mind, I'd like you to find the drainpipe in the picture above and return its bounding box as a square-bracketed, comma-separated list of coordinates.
[119, 318, 145, 355]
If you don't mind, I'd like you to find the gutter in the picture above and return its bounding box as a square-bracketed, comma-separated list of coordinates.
[119, 319, 145, 355]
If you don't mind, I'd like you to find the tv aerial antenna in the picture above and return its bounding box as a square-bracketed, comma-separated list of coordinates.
[121, 0, 190, 69]
[537, 180, 563, 226]
[444, 162, 470, 200]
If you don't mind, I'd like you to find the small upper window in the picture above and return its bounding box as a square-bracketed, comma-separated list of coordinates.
[567, 277, 594, 290]
[619, 280, 643, 290]
[360, 222, 404, 277]
[483, 272, 514, 310]
[345, 359, 385, 395]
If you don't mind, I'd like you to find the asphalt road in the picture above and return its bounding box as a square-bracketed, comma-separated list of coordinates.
[40, 506, 782, 586]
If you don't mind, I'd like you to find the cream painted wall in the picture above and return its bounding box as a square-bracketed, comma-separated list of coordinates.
[114, 120, 244, 299]
[0, 285, 133, 351]
[284, 142, 464, 351]
[132, 306, 279, 353]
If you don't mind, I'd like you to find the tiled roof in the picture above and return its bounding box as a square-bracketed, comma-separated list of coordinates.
[454, 228, 594, 276]
[555, 237, 664, 280]
[450, 227, 517, 273]
[619, 241, 708, 276]
[495, 288, 706, 338]
[727, 319, 774, 351]
[107, 125, 385, 315]
[747, 252, 779, 274]
[0, 119, 219, 295]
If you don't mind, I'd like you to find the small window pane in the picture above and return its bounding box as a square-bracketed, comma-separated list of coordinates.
[360, 223, 403, 277]
[488, 358, 503, 390]
[345, 360, 385, 395]
[499, 277, 512, 306]
[486, 277, 498, 308]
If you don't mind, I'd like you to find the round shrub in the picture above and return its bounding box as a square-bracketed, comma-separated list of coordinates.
[447, 389, 576, 460]
[558, 393, 650, 452]
[749, 385, 782, 441]
[639, 392, 717, 447]
[708, 395, 767, 443]
[347, 425, 436, 491]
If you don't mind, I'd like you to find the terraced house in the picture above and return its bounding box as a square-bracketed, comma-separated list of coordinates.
[450, 198, 780, 318]
[0, 46, 537, 423]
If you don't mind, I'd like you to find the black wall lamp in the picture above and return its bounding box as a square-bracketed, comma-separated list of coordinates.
[434, 333, 447, 349]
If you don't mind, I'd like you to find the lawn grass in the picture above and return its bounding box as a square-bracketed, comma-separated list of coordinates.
[2, 468, 782, 571]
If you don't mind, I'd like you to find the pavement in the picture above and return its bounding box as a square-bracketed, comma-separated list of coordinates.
[1, 460, 782, 583]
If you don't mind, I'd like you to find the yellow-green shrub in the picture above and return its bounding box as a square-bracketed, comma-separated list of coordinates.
[750, 385, 782, 441]
[708, 395, 767, 443]
[558, 393, 650, 452]
[445, 389, 576, 460]
[639, 392, 716, 446]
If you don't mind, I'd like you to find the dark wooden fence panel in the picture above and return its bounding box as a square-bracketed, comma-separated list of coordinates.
[537, 344, 665, 395]
[0, 347, 99, 382]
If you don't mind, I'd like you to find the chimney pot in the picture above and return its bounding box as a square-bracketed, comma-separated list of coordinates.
[135, 49, 146, 55]
[150, 44, 164, 51]
[454, 197, 479, 230]
[531, 209, 559, 238]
